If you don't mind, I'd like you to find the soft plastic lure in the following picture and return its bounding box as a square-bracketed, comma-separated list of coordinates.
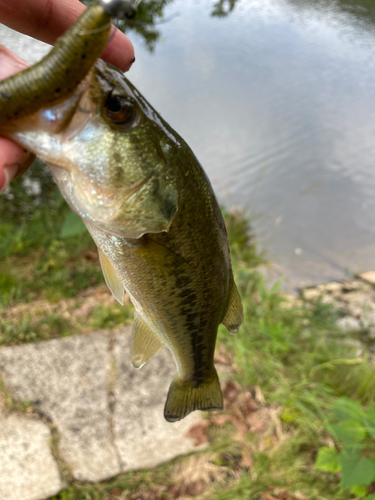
[0, 0, 135, 125]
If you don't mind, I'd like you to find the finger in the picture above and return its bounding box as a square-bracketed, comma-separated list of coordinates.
[0, 44, 28, 78]
[0, 138, 33, 193]
[0, 0, 135, 72]
[102, 26, 135, 72]
[0, 47, 35, 193]
[0, 164, 18, 193]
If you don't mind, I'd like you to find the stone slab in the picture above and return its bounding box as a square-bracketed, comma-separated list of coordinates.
[359, 271, 375, 285]
[113, 330, 203, 471]
[336, 316, 361, 333]
[0, 331, 121, 482]
[0, 414, 63, 500]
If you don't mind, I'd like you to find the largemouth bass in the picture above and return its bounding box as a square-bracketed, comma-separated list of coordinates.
[0, 0, 243, 422]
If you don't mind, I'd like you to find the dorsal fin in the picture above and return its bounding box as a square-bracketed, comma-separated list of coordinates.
[98, 247, 124, 305]
[131, 314, 164, 369]
[222, 281, 244, 335]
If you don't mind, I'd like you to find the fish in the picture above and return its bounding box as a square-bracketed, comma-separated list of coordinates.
[0, 0, 244, 422]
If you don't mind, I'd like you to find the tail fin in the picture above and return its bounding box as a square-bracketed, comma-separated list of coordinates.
[164, 369, 223, 422]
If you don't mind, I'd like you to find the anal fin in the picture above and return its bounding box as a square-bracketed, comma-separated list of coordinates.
[222, 281, 244, 334]
[98, 247, 124, 305]
[131, 314, 164, 369]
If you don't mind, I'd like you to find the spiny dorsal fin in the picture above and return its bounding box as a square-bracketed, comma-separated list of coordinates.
[164, 368, 223, 422]
[222, 281, 244, 335]
[131, 314, 164, 369]
[98, 247, 124, 305]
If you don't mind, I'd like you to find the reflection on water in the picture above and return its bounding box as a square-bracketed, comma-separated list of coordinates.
[286, 0, 375, 33]
[82, 0, 241, 51]
[2, 0, 375, 288]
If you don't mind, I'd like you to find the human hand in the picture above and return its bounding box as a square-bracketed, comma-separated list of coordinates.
[0, 0, 135, 193]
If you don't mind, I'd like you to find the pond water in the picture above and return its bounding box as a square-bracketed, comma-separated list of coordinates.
[2, 0, 375, 289]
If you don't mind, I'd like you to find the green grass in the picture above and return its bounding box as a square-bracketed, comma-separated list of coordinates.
[0, 236, 105, 306]
[0, 297, 134, 347]
[0, 160, 104, 305]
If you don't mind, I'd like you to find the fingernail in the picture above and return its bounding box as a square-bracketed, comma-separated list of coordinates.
[1, 164, 19, 193]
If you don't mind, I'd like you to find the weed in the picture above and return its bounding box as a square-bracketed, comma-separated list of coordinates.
[315, 397, 375, 498]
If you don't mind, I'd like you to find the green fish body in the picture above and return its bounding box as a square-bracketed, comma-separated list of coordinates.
[0, 2, 243, 422]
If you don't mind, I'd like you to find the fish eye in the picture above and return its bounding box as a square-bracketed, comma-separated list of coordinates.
[104, 93, 136, 126]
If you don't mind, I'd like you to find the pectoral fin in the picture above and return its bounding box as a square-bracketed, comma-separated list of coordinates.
[131, 314, 164, 369]
[98, 247, 124, 305]
[222, 281, 244, 334]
